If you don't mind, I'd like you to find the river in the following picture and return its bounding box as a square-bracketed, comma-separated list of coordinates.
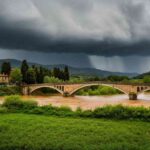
[1, 94, 150, 110]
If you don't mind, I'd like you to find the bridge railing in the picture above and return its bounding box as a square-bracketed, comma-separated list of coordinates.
[22, 81, 150, 87]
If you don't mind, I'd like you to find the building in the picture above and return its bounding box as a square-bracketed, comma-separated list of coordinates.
[0, 74, 9, 84]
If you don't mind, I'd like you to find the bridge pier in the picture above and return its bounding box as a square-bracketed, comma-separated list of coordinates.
[129, 92, 137, 100]
[22, 87, 29, 95]
[63, 92, 70, 97]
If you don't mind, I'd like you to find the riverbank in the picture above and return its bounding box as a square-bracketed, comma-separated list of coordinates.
[1, 94, 150, 110]
[1, 95, 150, 121]
[0, 113, 150, 150]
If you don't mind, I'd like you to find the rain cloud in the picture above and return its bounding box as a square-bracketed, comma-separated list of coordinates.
[0, 0, 150, 56]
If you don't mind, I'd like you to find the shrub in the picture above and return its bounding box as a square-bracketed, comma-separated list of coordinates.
[40, 105, 59, 115]
[10, 68, 22, 84]
[22, 100, 38, 110]
[0, 107, 8, 113]
[28, 107, 45, 115]
[0, 86, 21, 96]
[81, 110, 93, 117]
[92, 105, 150, 120]
[2, 95, 23, 110]
[2, 95, 37, 111]
[39, 105, 73, 116]
[93, 105, 131, 119]
[56, 106, 73, 116]
[143, 75, 150, 83]
[44, 76, 62, 83]
[75, 107, 82, 116]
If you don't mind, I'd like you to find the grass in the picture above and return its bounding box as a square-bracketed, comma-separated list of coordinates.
[0, 114, 150, 150]
[1, 96, 150, 149]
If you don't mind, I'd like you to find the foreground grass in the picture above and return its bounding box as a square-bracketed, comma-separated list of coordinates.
[0, 114, 150, 150]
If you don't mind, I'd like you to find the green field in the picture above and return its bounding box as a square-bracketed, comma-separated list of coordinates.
[0, 114, 150, 150]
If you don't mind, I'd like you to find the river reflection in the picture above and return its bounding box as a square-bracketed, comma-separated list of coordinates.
[0, 94, 150, 110]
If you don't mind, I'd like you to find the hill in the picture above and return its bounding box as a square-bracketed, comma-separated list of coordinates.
[0, 59, 138, 77]
[135, 71, 150, 79]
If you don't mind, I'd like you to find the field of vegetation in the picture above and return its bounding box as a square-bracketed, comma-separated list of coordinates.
[0, 96, 150, 149]
[0, 114, 150, 150]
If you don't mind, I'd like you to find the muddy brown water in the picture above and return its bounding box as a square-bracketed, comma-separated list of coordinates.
[0, 93, 150, 110]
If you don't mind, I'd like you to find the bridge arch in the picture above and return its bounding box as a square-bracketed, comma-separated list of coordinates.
[29, 86, 63, 95]
[69, 84, 128, 96]
[138, 87, 150, 94]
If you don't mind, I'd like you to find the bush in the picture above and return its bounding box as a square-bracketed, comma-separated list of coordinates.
[22, 100, 38, 110]
[0, 107, 8, 113]
[10, 68, 22, 84]
[56, 106, 73, 116]
[44, 76, 62, 83]
[75, 107, 82, 116]
[33, 105, 73, 117]
[81, 110, 93, 117]
[143, 75, 150, 83]
[2, 95, 23, 110]
[93, 105, 150, 121]
[28, 104, 150, 121]
[0, 86, 21, 96]
[3, 95, 37, 111]
[28, 107, 45, 115]
[93, 105, 131, 119]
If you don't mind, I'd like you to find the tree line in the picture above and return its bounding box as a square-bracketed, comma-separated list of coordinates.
[0, 60, 70, 84]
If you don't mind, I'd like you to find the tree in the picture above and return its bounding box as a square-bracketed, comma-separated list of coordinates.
[107, 75, 129, 82]
[21, 60, 29, 83]
[53, 67, 59, 78]
[53, 67, 70, 81]
[26, 68, 36, 84]
[43, 76, 62, 83]
[10, 68, 22, 85]
[43, 76, 50, 83]
[39, 66, 44, 83]
[64, 66, 70, 81]
[143, 76, 150, 83]
[1, 62, 11, 75]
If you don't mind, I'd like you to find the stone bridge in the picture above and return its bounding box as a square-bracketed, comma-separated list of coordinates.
[22, 82, 150, 100]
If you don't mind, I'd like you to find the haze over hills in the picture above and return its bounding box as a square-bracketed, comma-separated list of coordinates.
[0, 59, 138, 77]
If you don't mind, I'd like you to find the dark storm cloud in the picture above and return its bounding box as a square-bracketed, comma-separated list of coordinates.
[0, 0, 150, 56]
[0, 18, 51, 51]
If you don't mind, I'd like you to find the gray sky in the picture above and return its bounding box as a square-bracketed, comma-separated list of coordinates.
[0, 0, 150, 73]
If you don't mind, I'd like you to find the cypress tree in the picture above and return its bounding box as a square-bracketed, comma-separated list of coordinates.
[21, 60, 29, 83]
[1, 62, 11, 75]
[26, 68, 36, 84]
[64, 66, 70, 81]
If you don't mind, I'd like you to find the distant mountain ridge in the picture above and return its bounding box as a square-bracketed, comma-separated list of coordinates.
[135, 71, 150, 79]
[0, 59, 138, 77]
